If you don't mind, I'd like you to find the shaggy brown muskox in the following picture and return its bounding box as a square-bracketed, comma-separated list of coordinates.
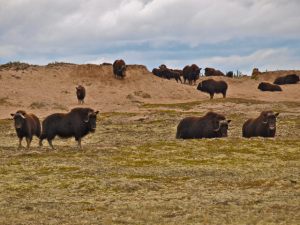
[197, 79, 228, 99]
[182, 64, 201, 85]
[39, 108, 99, 149]
[205, 67, 225, 76]
[273, 74, 299, 85]
[76, 85, 86, 104]
[176, 112, 231, 139]
[113, 59, 126, 79]
[11, 110, 41, 149]
[242, 111, 279, 138]
[258, 82, 282, 92]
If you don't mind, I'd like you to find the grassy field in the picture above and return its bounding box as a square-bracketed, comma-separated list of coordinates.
[0, 99, 299, 225]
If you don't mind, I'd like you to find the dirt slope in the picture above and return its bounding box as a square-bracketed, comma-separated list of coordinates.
[0, 63, 299, 119]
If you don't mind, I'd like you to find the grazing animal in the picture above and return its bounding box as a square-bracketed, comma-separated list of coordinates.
[258, 82, 282, 92]
[273, 74, 299, 85]
[152, 66, 182, 83]
[76, 85, 86, 104]
[182, 64, 201, 85]
[113, 59, 126, 79]
[197, 79, 228, 99]
[242, 111, 279, 138]
[11, 110, 41, 149]
[176, 112, 231, 139]
[39, 108, 99, 149]
[205, 67, 225, 76]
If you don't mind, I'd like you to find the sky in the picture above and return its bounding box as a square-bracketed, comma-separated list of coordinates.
[1, 0, 300, 74]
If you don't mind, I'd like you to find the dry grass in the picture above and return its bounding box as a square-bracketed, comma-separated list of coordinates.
[0, 99, 299, 225]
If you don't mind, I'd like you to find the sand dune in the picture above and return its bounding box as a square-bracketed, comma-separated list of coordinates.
[0, 63, 299, 119]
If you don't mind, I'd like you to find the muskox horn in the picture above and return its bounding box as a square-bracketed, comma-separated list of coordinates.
[16, 112, 26, 119]
[84, 111, 92, 123]
[214, 120, 227, 131]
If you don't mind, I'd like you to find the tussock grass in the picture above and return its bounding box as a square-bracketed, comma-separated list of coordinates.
[0, 104, 299, 224]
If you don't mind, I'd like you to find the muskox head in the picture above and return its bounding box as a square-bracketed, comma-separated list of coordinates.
[84, 110, 99, 133]
[11, 111, 26, 129]
[262, 112, 279, 130]
[214, 120, 231, 137]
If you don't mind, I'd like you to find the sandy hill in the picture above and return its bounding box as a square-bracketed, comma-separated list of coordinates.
[0, 62, 299, 119]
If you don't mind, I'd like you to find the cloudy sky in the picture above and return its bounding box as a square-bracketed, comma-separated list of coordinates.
[1, 0, 300, 74]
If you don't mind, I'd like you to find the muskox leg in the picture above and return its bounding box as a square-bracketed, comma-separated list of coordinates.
[18, 137, 23, 149]
[76, 137, 82, 149]
[47, 139, 55, 149]
[210, 93, 214, 99]
[222, 92, 226, 98]
[26, 137, 32, 149]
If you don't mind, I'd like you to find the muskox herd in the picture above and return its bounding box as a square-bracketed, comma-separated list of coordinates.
[258, 74, 299, 92]
[176, 111, 279, 139]
[11, 108, 99, 149]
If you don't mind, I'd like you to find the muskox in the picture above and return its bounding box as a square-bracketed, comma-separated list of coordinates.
[273, 74, 299, 85]
[226, 71, 234, 78]
[76, 85, 86, 104]
[39, 108, 99, 149]
[176, 112, 231, 139]
[242, 111, 279, 138]
[182, 64, 201, 85]
[205, 67, 225, 76]
[113, 59, 126, 79]
[258, 82, 282, 92]
[11, 110, 41, 148]
[152, 66, 182, 83]
[197, 79, 228, 99]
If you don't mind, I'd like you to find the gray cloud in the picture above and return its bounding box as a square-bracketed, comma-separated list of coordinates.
[0, 0, 299, 73]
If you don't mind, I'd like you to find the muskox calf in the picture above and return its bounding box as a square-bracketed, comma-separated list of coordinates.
[274, 74, 299, 85]
[242, 111, 279, 138]
[11, 110, 41, 148]
[113, 59, 126, 79]
[258, 82, 282, 92]
[176, 112, 231, 139]
[39, 108, 99, 149]
[197, 79, 228, 99]
[76, 85, 86, 104]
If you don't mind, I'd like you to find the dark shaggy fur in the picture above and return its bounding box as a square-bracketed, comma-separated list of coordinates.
[76, 85, 86, 104]
[113, 59, 126, 79]
[242, 111, 279, 138]
[274, 74, 299, 85]
[258, 82, 282, 92]
[11, 110, 41, 148]
[176, 112, 231, 139]
[205, 67, 225, 76]
[197, 79, 228, 99]
[39, 108, 99, 149]
[226, 71, 234, 78]
[152, 66, 182, 83]
[182, 64, 201, 85]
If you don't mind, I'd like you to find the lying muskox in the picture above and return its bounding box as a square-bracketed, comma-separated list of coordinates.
[76, 85, 86, 104]
[182, 64, 201, 85]
[11, 110, 41, 148]
[113, 59, 126, 79]
[273, 74, 299, 85]
[258, 82, 282, 92]
[242, 111, 279, 138]
[197, 79, 228, 99]
[39, 108, 99, 149]
[176, 112, 231, 139]
[205, 67, 225, 76]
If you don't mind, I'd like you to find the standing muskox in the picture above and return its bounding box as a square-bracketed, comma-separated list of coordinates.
[11, 110, 41, 148]
[197, 79, 228, 99]
[176, 112, 231, 139]
[113, 59, 126, 79]
[258, 82, 282, 92]
[76, 85, 86, 104]
[242, 111, 279, 138]
[273, 74, 299, 85]
[182, 64, 201, 85]
[152, 65, 182, 83]
[39, 108, 99, 149]
[205, 67, 225, 76]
